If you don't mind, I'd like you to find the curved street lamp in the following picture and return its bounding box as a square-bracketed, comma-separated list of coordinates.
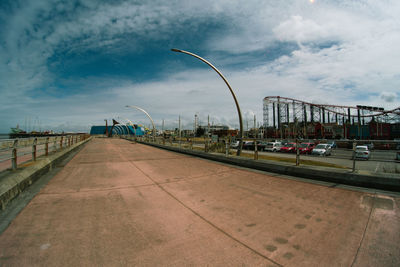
[171, 48, 244, 155]
[126, 105, 156, 138]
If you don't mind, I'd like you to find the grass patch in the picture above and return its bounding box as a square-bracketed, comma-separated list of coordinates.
[157, 142, 348, 169]
[239, 152, 348, 169]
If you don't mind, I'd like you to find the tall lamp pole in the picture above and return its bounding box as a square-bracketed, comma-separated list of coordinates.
[171, 48, 244, 155]
[126, 105, 156, 139]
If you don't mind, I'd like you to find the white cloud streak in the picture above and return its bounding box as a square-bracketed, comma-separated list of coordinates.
[1, 0, 400, 132]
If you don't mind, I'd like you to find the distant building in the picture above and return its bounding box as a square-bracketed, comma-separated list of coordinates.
[90, 125, 145, 136]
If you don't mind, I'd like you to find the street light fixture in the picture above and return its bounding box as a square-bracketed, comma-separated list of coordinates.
[126, 105, 156, 139]
[171, 48, 244, 155]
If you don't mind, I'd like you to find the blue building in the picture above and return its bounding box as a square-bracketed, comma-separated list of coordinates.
[90, 125, 145, 136]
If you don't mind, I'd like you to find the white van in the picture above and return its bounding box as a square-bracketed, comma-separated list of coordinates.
[264, 142, 282, 152]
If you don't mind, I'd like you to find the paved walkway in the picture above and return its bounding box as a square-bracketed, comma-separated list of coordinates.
[1, 138, 399, 266]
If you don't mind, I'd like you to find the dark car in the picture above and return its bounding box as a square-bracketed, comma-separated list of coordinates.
[256, 141, 269, 151]
[280, 143, 296, 153]
[298, 143, 315, 154]
[242, 141, 255, 150]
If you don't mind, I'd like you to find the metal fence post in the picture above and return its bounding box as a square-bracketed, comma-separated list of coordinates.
[60, 136, 63, 150]
[11, 139, 18, 171]
[54, 137, 57, 152]
[352, 142, 356, 172]
[32, 138, 37, 161]
[225, 138, 229, 157]
[296, 139, 300, 166]
[45, 137, 49, 156]
[254, 139, 258, 160]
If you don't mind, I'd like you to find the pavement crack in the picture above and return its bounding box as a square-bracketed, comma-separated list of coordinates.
[350, 193, 376, 267]
[39, 183, 157, 195]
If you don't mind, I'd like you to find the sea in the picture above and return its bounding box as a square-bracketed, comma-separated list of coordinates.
[0, 134, 10, 140]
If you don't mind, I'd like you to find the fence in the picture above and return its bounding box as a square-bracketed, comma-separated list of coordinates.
[0, 134, 90, 172]
[119, 135, 400, 175]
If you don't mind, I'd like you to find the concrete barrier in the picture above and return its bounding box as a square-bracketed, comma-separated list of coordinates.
[0, 137, 92, 210]
[138, 141, 400, 192]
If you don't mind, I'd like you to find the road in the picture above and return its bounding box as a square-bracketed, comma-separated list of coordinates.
[252, 149, 400, 174]
[187, 141, 399, 174]
[1, 138, 399, 266]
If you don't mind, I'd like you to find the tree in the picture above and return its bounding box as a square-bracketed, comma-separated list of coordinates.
[196, 126, 205, 137]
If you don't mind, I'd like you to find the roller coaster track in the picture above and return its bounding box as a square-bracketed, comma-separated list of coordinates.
[263, 96, 400, 118]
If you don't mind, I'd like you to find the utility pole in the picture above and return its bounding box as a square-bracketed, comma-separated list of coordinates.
[178, 115, 181, 148]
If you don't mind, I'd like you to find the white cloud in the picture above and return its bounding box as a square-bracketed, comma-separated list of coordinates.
[1, 0, 400, 133]
[273, 15, 329, 44]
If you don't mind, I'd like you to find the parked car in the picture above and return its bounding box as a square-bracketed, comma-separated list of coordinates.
[242, 141, 255, 150]
[311, 144, 332, 156]
[257, 141, 269, 151]
[353, 145, 371, 160]
[298, 143, 315, 154]
[230, 140, 239, 149]
[396, 151, 400, 161]
[264, 142, 282, 152]
[364, 143, 374, 150]
[327, 140, 337, 149]
[280, 143, 296, 153]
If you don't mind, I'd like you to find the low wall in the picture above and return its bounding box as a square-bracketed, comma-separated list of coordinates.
[0, 137, 92, 210]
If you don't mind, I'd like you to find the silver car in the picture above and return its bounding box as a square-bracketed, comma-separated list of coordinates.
[264, 142, 282, 152]
[311, 144, 332, 156]
[354, 145, 371, 160]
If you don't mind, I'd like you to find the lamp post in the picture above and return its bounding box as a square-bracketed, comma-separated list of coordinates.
[126, 105, 156, 139]
[171, 48, 244, 155]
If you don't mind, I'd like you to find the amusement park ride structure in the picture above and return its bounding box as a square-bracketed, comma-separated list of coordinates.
[263, 96, 400, 139]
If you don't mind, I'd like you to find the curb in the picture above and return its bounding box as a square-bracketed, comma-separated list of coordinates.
[0, 137, 92, 210]
[138, 141, 400, 192]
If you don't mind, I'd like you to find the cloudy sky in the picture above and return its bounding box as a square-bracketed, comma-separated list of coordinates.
[1, 0, 399, 133]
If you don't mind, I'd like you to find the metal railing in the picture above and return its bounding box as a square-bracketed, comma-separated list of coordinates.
[0, 134, 90, 171]
[118, 135, 400, 175]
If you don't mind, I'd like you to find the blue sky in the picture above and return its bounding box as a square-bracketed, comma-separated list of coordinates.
[1, 0, 399, 133]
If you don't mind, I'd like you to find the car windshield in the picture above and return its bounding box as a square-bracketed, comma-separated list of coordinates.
[266, 143, 274, 147]
[315, 144, 327, 149]
[286, 143, 295, 147]
[356, 147, 367, 151]
[300, 144, 309, 148]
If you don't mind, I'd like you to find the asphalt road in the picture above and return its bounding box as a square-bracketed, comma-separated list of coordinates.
[187, 142, 400, 174]
[0, 138, 399, 266]
[249, 149, 400, 174]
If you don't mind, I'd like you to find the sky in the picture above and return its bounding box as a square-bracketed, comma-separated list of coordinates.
[0, 0, 399, 133]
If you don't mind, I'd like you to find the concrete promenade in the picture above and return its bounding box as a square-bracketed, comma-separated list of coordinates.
[0, 138, 399, 266]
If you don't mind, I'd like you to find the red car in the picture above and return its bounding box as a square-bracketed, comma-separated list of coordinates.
[298, 143, 315, 154]
[279, 143, 296, 153]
